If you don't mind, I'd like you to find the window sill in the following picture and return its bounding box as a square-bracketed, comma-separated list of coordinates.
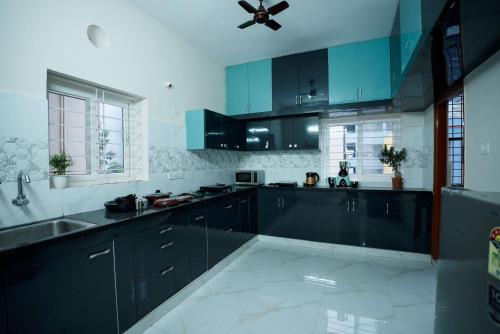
[50, 175, 146, 189]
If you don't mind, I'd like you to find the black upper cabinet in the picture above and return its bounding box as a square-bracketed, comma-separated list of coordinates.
[282, 116, 319, 150]
[205, 110, 224, 150]
[5, 242, 118, 334]
[246, 116, 318, 151]
[272, 49, 329, 111]
[272, 54, 300, 110]
[298, 49, 329, 105]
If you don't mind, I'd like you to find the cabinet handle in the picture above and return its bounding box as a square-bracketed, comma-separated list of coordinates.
[354, 88, 359, 100]
[386, 202, 389, 215]
[295, 96, 299, 104]
[360, 88, 363, 99]
[160, 241, 175, 250]
[89, 248, 111, 260]
[160, 266, 175, 276]
[281, 198, 285, 208]
[239, 199, 247, 204]
[352, 201, 355, 213]
[195, 215, 205, 221]
[293, 144, 297, 148]
[288, 144, 292, 148]
[299, 95, 303, 104]
[160, 226, 173, 234]
[224, 227, 233, 234]
[277, 198, 281, 208]
[265, 141, 269, 149]
[224, 204, 233, 210]
[347, 201, 350, 213]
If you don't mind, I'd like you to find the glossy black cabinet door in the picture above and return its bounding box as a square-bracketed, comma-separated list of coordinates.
[0, 277, 5, 334]
[208, 197, 239, 268]
[354, 192, 388, 248]
[385, 196, 419, 252]
[280, 118, 295, 150]
[246, 120, 270, 151]
[188, 207, 208, 280]
[135, 254, 190, 318]
[298, 49, 329, 105]
[280, 189, 321, 242]
[205, 110, 223, 149]
[272, 54, 300, 110]
[293, 116, 319, 150]
[258, 187, 282, 235]
[318, 191, 350, 245]
[232, 120, 247, 151]
[6, 242, 118, 334]
[114, 234, 137, 332]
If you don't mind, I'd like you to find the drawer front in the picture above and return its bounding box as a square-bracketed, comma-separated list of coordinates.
[211, 198, 238, 229]
[133, 224, 188, 278]
[135, 255, 190, 318]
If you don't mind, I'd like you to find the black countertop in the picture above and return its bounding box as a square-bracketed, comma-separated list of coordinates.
[261, 184, 433, 193]
[0, 185, 257, 256]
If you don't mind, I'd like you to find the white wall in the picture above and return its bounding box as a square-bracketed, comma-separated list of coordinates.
[464, 49, 500, 191]
[0, 0, 228, 227]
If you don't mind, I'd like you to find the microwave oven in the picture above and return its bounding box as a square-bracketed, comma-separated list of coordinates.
[235, 170, 265, 185]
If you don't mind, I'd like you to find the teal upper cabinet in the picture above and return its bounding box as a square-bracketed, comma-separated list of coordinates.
[400, 0, 422, 73]
[226, 64, 248, 116]
[226, 59, 272, 116]
[248, 60, 272, 114]
[329, 38, 391, 105]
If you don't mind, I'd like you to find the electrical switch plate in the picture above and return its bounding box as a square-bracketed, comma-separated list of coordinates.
[481, 142, 491, 155]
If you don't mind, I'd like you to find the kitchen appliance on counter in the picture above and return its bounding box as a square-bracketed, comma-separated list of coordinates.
[304, 172, 320, 187]
[335, 160, 352, 188]
[199, 184, 232, 193]
[104, 194, 137, 212]
[143, 190, 172, 205]
[435, 188, 500, 333]
[235, 170, 265, 185]
[269, 181, 298, 188]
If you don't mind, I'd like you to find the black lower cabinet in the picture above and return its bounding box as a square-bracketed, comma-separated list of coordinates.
[5, 242, 118, 334]
[279, 189, 320, 241]
[258, 188, 320, 242]
[135, 254, 189, 318]
[0, 277, 6, 334]
[318, 191, 350, 244]
[208, 197, 239, 268]
[188, 207, 208, 281]
[258, 187, 433, 254]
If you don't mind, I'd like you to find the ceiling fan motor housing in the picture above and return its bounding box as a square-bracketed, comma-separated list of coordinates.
[255, 11, 269, 24]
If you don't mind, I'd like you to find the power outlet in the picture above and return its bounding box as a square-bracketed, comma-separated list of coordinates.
[168, 171, 184, 180]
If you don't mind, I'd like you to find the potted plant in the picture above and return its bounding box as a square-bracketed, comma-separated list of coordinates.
[379, 145, 407, 190]
[49, 152, 73, 189]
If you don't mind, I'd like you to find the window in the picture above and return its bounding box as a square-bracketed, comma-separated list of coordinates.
[447, 91, 464, 187]
[320, 114, 401, 182]
[47, 72, 147, 186]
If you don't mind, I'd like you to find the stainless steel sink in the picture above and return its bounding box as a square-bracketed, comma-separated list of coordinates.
[0, 219, 96, 250]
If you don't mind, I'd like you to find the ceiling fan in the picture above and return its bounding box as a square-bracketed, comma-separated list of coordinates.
[237, 0, 289, 31]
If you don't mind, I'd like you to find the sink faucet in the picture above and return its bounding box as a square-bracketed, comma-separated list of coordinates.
[12, 170, 31, 207]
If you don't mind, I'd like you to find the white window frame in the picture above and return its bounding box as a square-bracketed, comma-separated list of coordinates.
[320, 114, 401, 183]
[47, 72, 148, 187]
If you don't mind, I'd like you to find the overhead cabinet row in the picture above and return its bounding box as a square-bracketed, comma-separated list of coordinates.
[226, 0, 423, 115]
[186, 109, 319, 151]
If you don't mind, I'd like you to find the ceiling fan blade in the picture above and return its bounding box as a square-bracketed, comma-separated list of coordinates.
[238, 20, 256, 29]
[267, 1, 289, 15]
[238, 1, 258, 14]
[265, 19, 282, 31]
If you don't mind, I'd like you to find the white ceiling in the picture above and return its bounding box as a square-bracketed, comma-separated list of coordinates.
[129, 0, 399, 66]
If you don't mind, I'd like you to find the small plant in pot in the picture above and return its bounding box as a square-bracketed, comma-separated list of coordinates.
[49, 152, 73, 189]
[379, 145, 407, 190]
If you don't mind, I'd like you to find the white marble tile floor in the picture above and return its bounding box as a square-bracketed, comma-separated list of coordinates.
[142, 241, 437, 334]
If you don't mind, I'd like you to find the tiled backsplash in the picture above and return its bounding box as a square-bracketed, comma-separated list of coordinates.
[0, 136, 48, 183]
